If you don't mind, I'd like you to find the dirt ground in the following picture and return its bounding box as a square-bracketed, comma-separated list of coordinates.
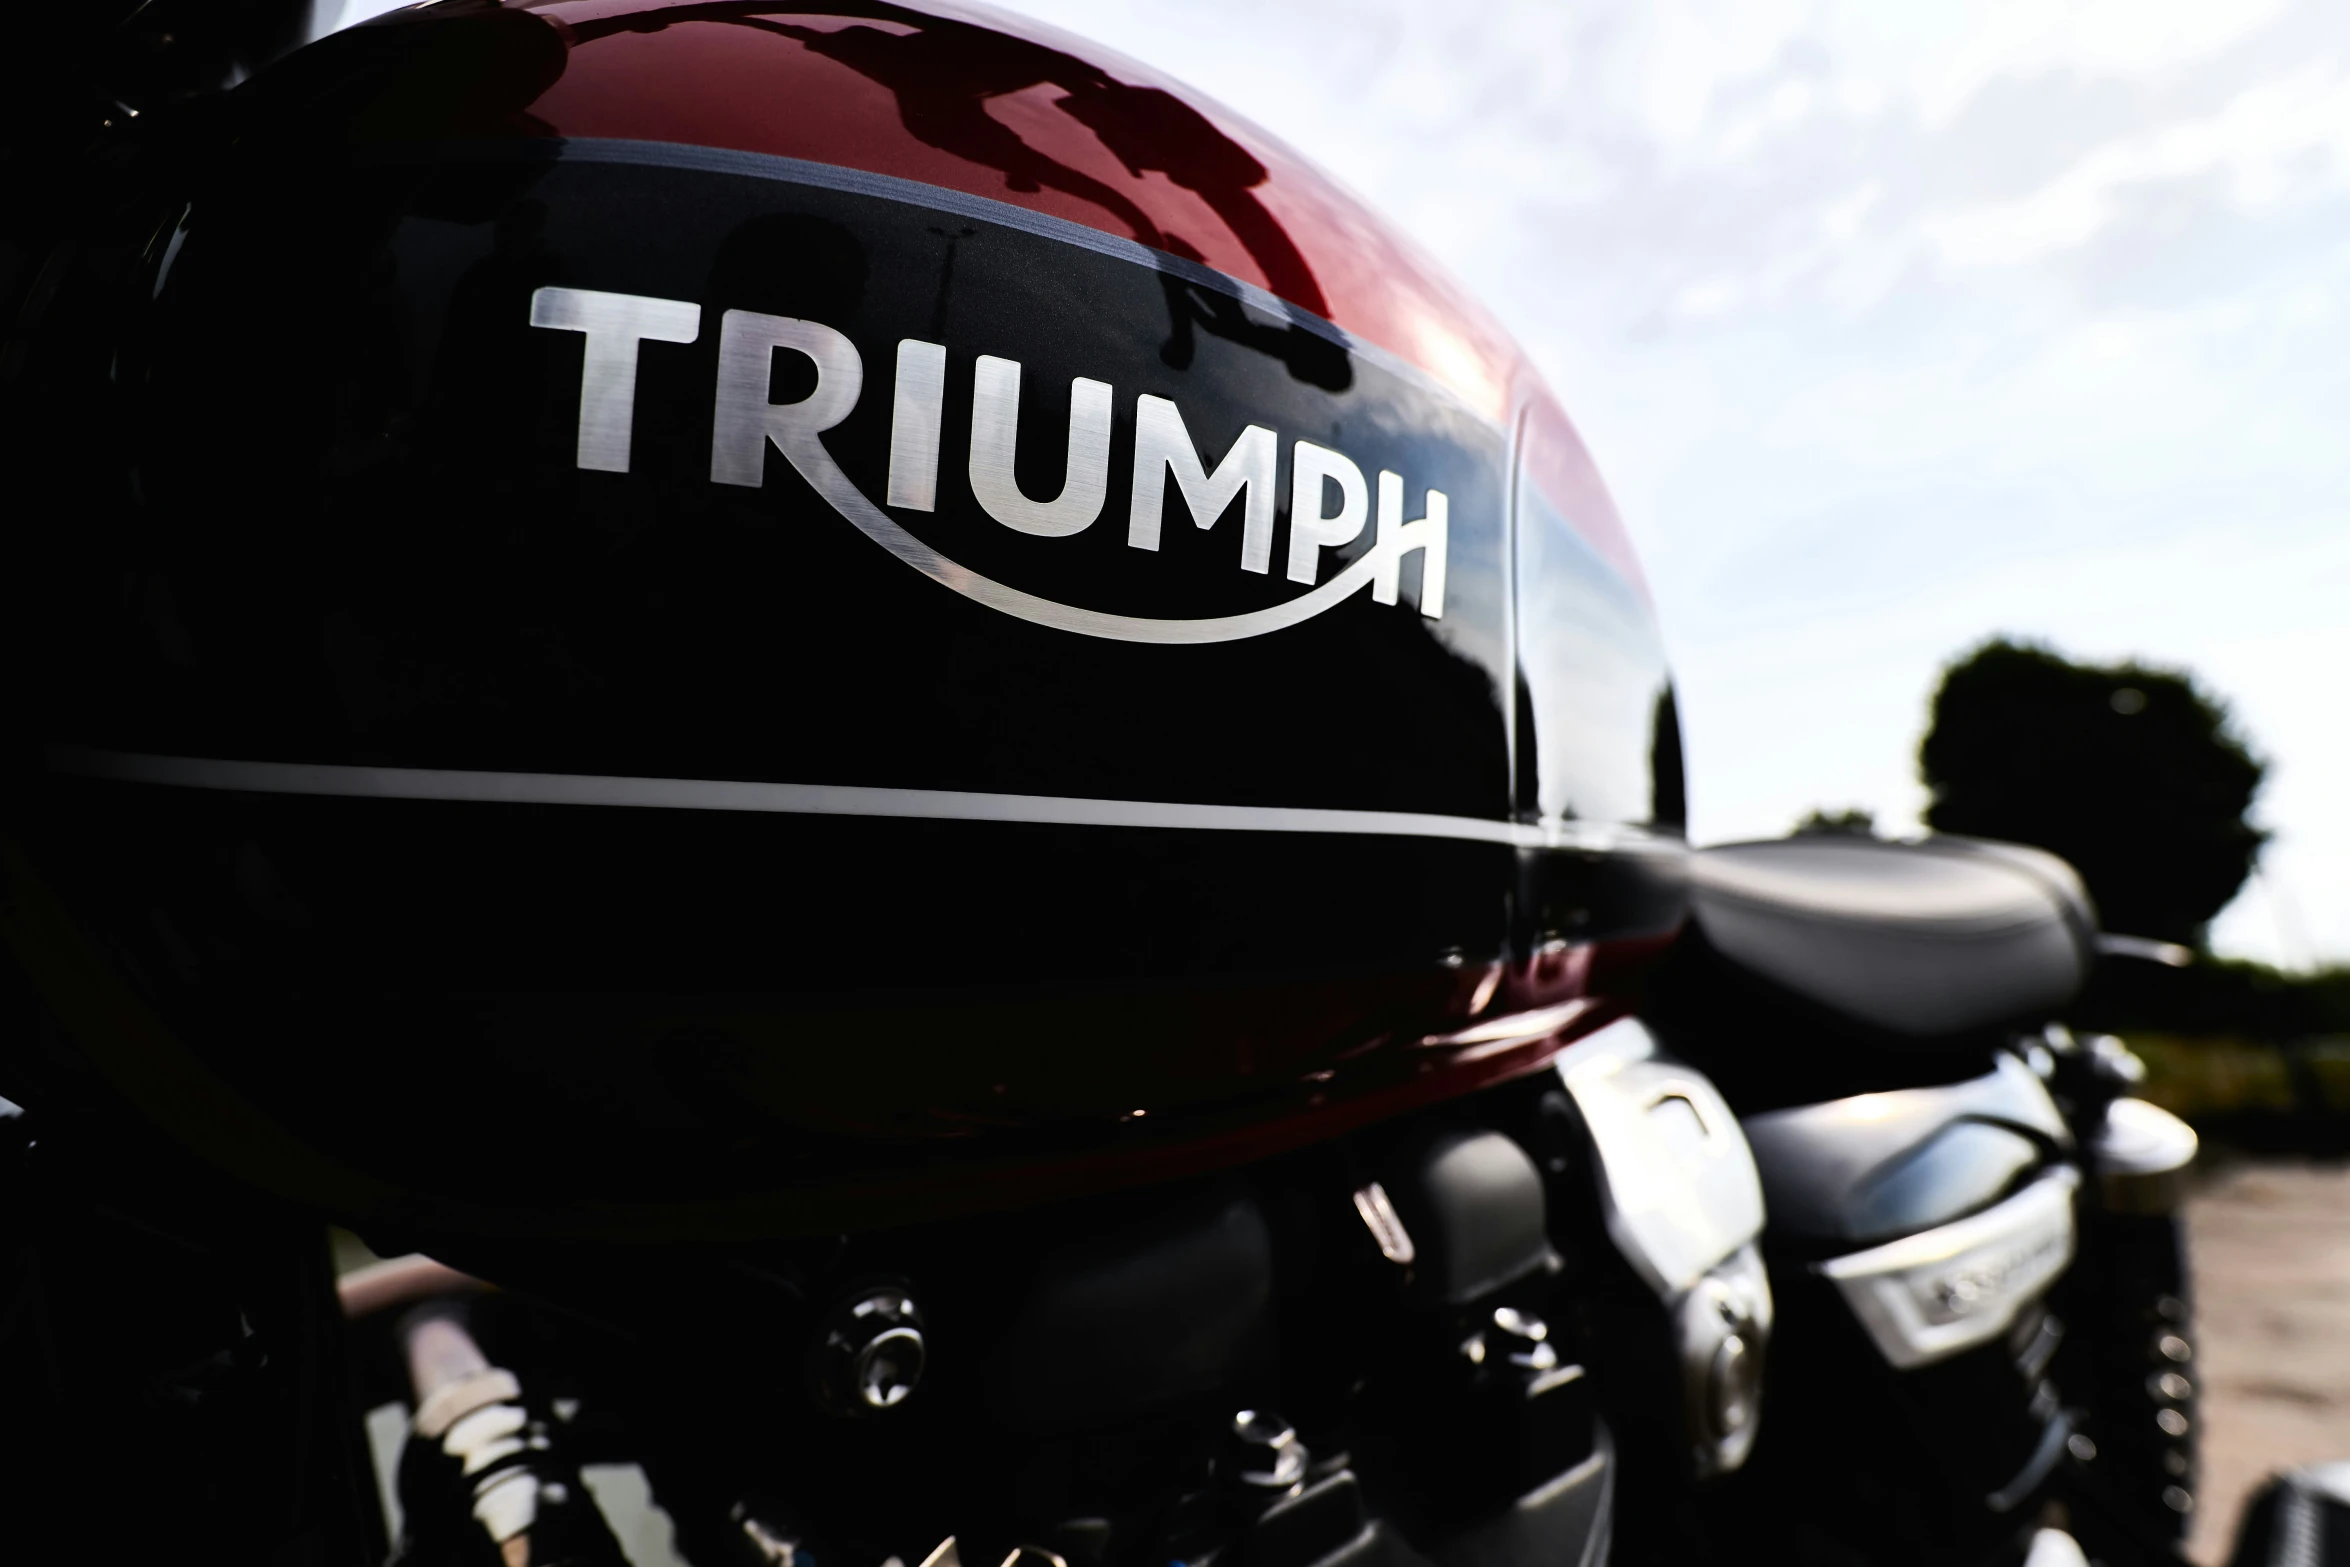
[2184, 1160, 2350, 1564]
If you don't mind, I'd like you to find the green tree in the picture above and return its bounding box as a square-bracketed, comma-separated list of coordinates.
[1920, 638, 2266, 946]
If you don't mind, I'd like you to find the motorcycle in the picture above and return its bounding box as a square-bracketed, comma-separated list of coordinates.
[0, 3, 2234, 1566]
[1640, 833, 2202, 1567]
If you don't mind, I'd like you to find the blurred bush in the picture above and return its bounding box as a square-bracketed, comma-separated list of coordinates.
[2081, 958, 2350, 1042]
[2131, 1035, 2294, 1118]
[2129, 1028, 2350, 1155]
[1908, 636, 2350, 1149]
[1922, 639, 2266, 948]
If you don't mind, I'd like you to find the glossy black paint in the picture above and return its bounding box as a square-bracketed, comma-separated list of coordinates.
[60, 144, 1510, 810]
[3, 114, 1683, 1230]
[1514, 471, 1677, 835]
[0, 1104, 385, 1565]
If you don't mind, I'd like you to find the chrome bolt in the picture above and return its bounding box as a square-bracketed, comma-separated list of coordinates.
[814, 1290, 927, 1416]
[855, 1325, 925, 1410]
[1487, 1306, 1560, 1373]
[1226, 1409, 1308, 1492]
[735, 1509, 803, 1567]
[999, 1550, 1069, 1567]
[1706, 1332, 1758, 1438]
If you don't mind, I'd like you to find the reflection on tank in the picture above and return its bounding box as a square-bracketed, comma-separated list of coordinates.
[558, 3, 1352, 384]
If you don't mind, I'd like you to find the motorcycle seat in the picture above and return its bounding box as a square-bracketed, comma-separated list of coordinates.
[1683, 835, 2095, 1041]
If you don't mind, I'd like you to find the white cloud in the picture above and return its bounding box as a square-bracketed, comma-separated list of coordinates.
[994, 0, 2350, 967]
[1921, 62, 2350, 269]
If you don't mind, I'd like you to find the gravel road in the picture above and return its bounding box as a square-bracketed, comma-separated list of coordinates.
[2184, 1161, 2350, 1564]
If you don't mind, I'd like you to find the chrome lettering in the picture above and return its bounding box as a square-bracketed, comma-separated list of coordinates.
[529, 287, 701, 474]
[1286, 441, 1369, 585]
[527, 288, 1457, 639]
[709, 311, 864, 488]
[1126, 395, 1278, 571]
[1373, 471, 1449, 619]
[886, 339, 948, 511]
[968, 355, 1114, 538]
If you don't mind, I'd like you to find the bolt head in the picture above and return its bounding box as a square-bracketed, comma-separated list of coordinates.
[855, 1325, 926, 1410]
[1227, 1409, 1307, 1491]
[1706, 1333, 1759, 1437]
[813, 1290, 926, 1417]
[1487, 1306, 1560, 1372]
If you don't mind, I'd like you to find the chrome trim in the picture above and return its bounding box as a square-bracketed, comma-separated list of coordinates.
[1677, 1243, 1773, 1477]
[1818, 1166, 2080, 1370]
[1351, 1182, 1416, 1266]
[1557, 1020, 1774, 1475]
[1550, 1015, 1655, 1071]
[2097, 933, 2193, 967]
[1988, 1411, 2072, 1514]
[2092, 1097, 2198, 1215]
[1558, 1018, 1766, 1298]
[412, 1366, 520, 1442]
[47, 744, 1639, 849]
[2095, 1097, 2198, 1178]
[1426, 998, 1598, 1050]
[2022, 1527, 2090, 1567]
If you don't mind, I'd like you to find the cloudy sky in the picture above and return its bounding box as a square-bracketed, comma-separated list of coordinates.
[968, 0, 2350, 967]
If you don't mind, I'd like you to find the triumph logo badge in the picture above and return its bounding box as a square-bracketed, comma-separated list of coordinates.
[530, 286, 1449, 645]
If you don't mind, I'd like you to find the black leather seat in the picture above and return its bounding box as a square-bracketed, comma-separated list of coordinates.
[1682, 835, 2096, 1041]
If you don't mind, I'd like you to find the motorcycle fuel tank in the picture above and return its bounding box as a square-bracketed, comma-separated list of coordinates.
[0, 0, 1684, 1237]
